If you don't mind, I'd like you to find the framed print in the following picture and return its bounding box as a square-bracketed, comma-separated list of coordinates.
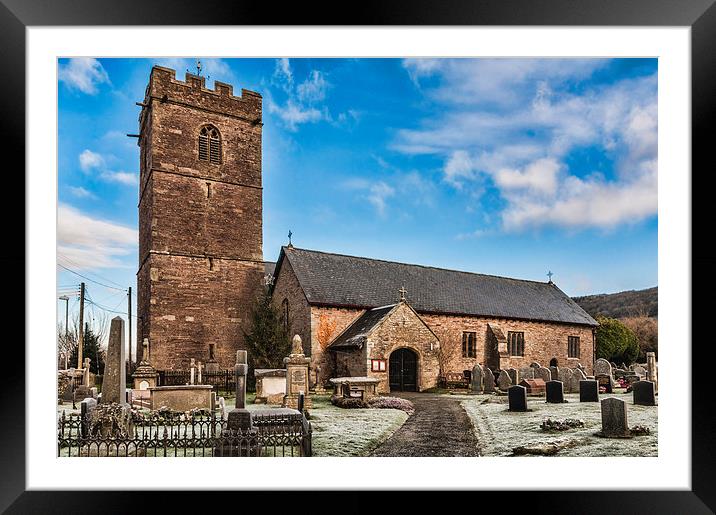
[5, 0, 716, 512]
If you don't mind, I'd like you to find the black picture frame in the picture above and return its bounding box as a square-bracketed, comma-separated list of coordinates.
[4, 0, 714, 512]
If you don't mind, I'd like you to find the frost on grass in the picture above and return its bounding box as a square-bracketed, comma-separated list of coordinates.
[367, 396, 415, 415]
[461, 392, 658, 457]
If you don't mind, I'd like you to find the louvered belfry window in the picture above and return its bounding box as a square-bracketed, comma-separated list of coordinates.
[199, 125, 222, 164]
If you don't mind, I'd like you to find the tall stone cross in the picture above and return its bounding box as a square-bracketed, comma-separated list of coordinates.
[235, 350, 248, 409]
[399, 286, 407, 301]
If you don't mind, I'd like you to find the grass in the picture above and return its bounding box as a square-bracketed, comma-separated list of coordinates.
[459, 391, 658, 457]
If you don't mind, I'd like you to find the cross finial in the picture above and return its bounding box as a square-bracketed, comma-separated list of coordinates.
[287, 230, 293, 247]
[399, 286, 407, 301]
[196, 58, 202, 76]
[547, 270, 554, 282]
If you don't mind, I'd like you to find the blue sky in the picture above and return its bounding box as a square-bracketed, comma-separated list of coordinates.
[57, 57, 658, 337]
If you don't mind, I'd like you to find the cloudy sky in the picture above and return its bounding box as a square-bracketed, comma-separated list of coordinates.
[57, 57, 658, 339]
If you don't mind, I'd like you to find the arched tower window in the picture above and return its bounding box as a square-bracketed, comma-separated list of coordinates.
[198, 125, 222, 165]
[281, 298, 289, 333]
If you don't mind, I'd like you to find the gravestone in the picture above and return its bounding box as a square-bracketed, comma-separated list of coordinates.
[519, 367, 535, 380]
[205, 343, 219, 373]
[470, 364, 484, 394]
[633, 365, 647, 378]
[570, 367, 587, 393]
[559, 367, 574, 392]
[218, 396, 227, 419]
[579, 379, 599, 402]
[497, 370, 512, 391]
[508, 385, 528, 412]
[600, 397, 630, 437]
[101, 316, 126, 405]
[535, 366, 551, 383]
[190, 358, 196, 385]
[546, 380, 565, 403]
[283, 335, 312, 409]
[594, 358, 613, 378]
[132, 338, 159, 391]
[595, 374, 614, 393]
[506, 368, 518, 386]
[226, 350, 253, 430]
[483, 367, 496, 393]
[646, 352, 658, 392]
[549, 366, 559, 381]
[529, 362, 541, 369]
[632, 380, 657, 406]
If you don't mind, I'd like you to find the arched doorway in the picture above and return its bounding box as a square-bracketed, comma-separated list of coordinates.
[389, 348, 418, 392]
[549, 357, 558, 367]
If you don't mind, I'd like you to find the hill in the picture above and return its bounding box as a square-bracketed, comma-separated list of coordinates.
[572, 287, 658, 319]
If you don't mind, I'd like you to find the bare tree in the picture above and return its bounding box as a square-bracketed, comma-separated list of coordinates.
[57, 313, 109, 370]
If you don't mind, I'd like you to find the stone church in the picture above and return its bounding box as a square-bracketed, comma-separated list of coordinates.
[136, 66, 598, 390]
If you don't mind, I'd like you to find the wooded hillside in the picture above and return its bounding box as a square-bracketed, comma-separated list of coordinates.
[572, 286, 658, 319]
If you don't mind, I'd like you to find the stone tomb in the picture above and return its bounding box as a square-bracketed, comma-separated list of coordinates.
[519, 378, 546, 396]
[149, 385, 215, 412]
[632, 380, 657, 406]
[254, 368, 287, 404]
[508, 385, 528, 412]
[600, 397, 631, 438]
[545, 380, 565, 403]
[579, 379, 599, 402]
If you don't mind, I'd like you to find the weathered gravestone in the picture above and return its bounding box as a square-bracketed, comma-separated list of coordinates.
[529, 362, 541, 369]
[549, 366, 559, 381]
[546, 380, 565, 403]
[600, 397, 630, 438]
[283, 335, 312, 409]
[535, 366, 552, 383]
[579, 379, 599, 402]
[483, 367, 496, 393]
[594, 358, 613, 378]
[632, 380, 657, 406]
[633, 365, 647, 378]
[101, 316, 126, 405]
[559, 367, 574, 392]
[508, 385, 528, 412]
[570, 367, 586, 393]
[595, 374, 614, 393]
[497, 370, 512, 391]
[470, 364, 484, 394]
[519, 367, 535, 380]
[646, 352, 658, 392]
[506, 368, 518, 386]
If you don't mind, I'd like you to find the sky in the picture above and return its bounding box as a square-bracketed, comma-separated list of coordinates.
[56, 57, 658, 345]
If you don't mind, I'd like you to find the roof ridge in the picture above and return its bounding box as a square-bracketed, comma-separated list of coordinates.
[284, 246, 553, 286]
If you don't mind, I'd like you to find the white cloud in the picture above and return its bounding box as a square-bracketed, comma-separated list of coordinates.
[394, 59, 658, 231]
[268, 59, 333, 131]
[79, 149, 104, 172]
[367, 182, 395, 217]
[100, 171, 139, 186]
[267, 99, 323, 131]
[297, 70, 329, 104]
[59, 58, 110, 95]
[68, 186, 97, 199]
[57, 204, 136, 270]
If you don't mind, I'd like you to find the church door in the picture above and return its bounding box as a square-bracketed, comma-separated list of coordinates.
[389, 348, 418, 392]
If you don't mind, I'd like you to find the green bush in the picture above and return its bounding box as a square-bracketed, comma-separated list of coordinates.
[595, 316, 639, 365]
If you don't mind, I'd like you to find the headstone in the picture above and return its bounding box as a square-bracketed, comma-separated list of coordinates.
[283, 335, 312, 409]
[101, 317, 126, 404]
[227, 350, 252, 430]
[470, 364, 484, 393]
[560, 367, 575, 392]
[519, 367, 535, 380]
[600, 397, 630, 437]
[529, 362, 541, 369]
[483, 367, 496, 393]
[508, 385, 528, 412]
[132, 338, 159, 391]
[83, 358, 91, 386]
[579, 379, 599, 402]
[206, 343, 219, 373]
[595, 374, 614, 393]
[89, 387, 98, 399]
[546, 380, 565, 403]
[570, 367, 586, 393]
[594, 358, 613, 378]
[197, 361, 203, 384]
[506, 368, 518, 386]
[632, 380, 657, 406]
[535, 366, 551, 383]
[633, 365, 647, 378]
[549, 366, 559, 381]
[81, 397, 97, 412]
[646, 352, 658, 392]
[218, 396, 226, 419]
[190, 358, 196, 385]
[497, 370, 512, 391]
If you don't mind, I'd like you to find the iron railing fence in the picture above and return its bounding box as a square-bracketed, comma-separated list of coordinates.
[57, 409, 311, 457]
[157, 370, 237, 396]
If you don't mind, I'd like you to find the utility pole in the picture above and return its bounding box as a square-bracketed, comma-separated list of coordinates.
[128, 286, 132, 370]
[77, 282, 85, 370]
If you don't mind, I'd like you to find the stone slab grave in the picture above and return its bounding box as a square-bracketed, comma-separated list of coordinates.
[470, 364, 484, 394]
[149, 385, 215, 412]
[545, 380, 565, 403]
[102, 316, 127, 405]
[483, 367, 496, 393]
[254, 368, 287, 404]
[579, 379, 599, 402]
[496, 370, 512, 391]
[599, 397, 631, 438]
[632, 380, 657, 406]
[519, 378, 546, 396]
[508, 385, 528, 412]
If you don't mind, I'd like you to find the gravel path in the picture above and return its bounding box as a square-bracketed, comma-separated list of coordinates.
[370, 393, 480, 457]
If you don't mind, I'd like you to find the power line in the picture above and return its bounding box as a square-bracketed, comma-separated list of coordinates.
[57, 252, 126, 288]
[56, 263, 127, 292]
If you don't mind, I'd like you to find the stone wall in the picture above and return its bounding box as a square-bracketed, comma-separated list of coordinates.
[310, 306, 364, 384]
[270, 257, 312, 355]
[137, 66, 264, 371]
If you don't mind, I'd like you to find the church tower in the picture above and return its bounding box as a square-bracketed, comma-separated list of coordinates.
[136, 66, 264, 371]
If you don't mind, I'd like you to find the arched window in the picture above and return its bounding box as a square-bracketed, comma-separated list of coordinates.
[281, 298, 289, 333]
[198, 125, 222, 165]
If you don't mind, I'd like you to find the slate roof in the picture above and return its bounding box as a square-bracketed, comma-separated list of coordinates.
[329, 304, 397, 349]
[274, 247, 598, 326]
